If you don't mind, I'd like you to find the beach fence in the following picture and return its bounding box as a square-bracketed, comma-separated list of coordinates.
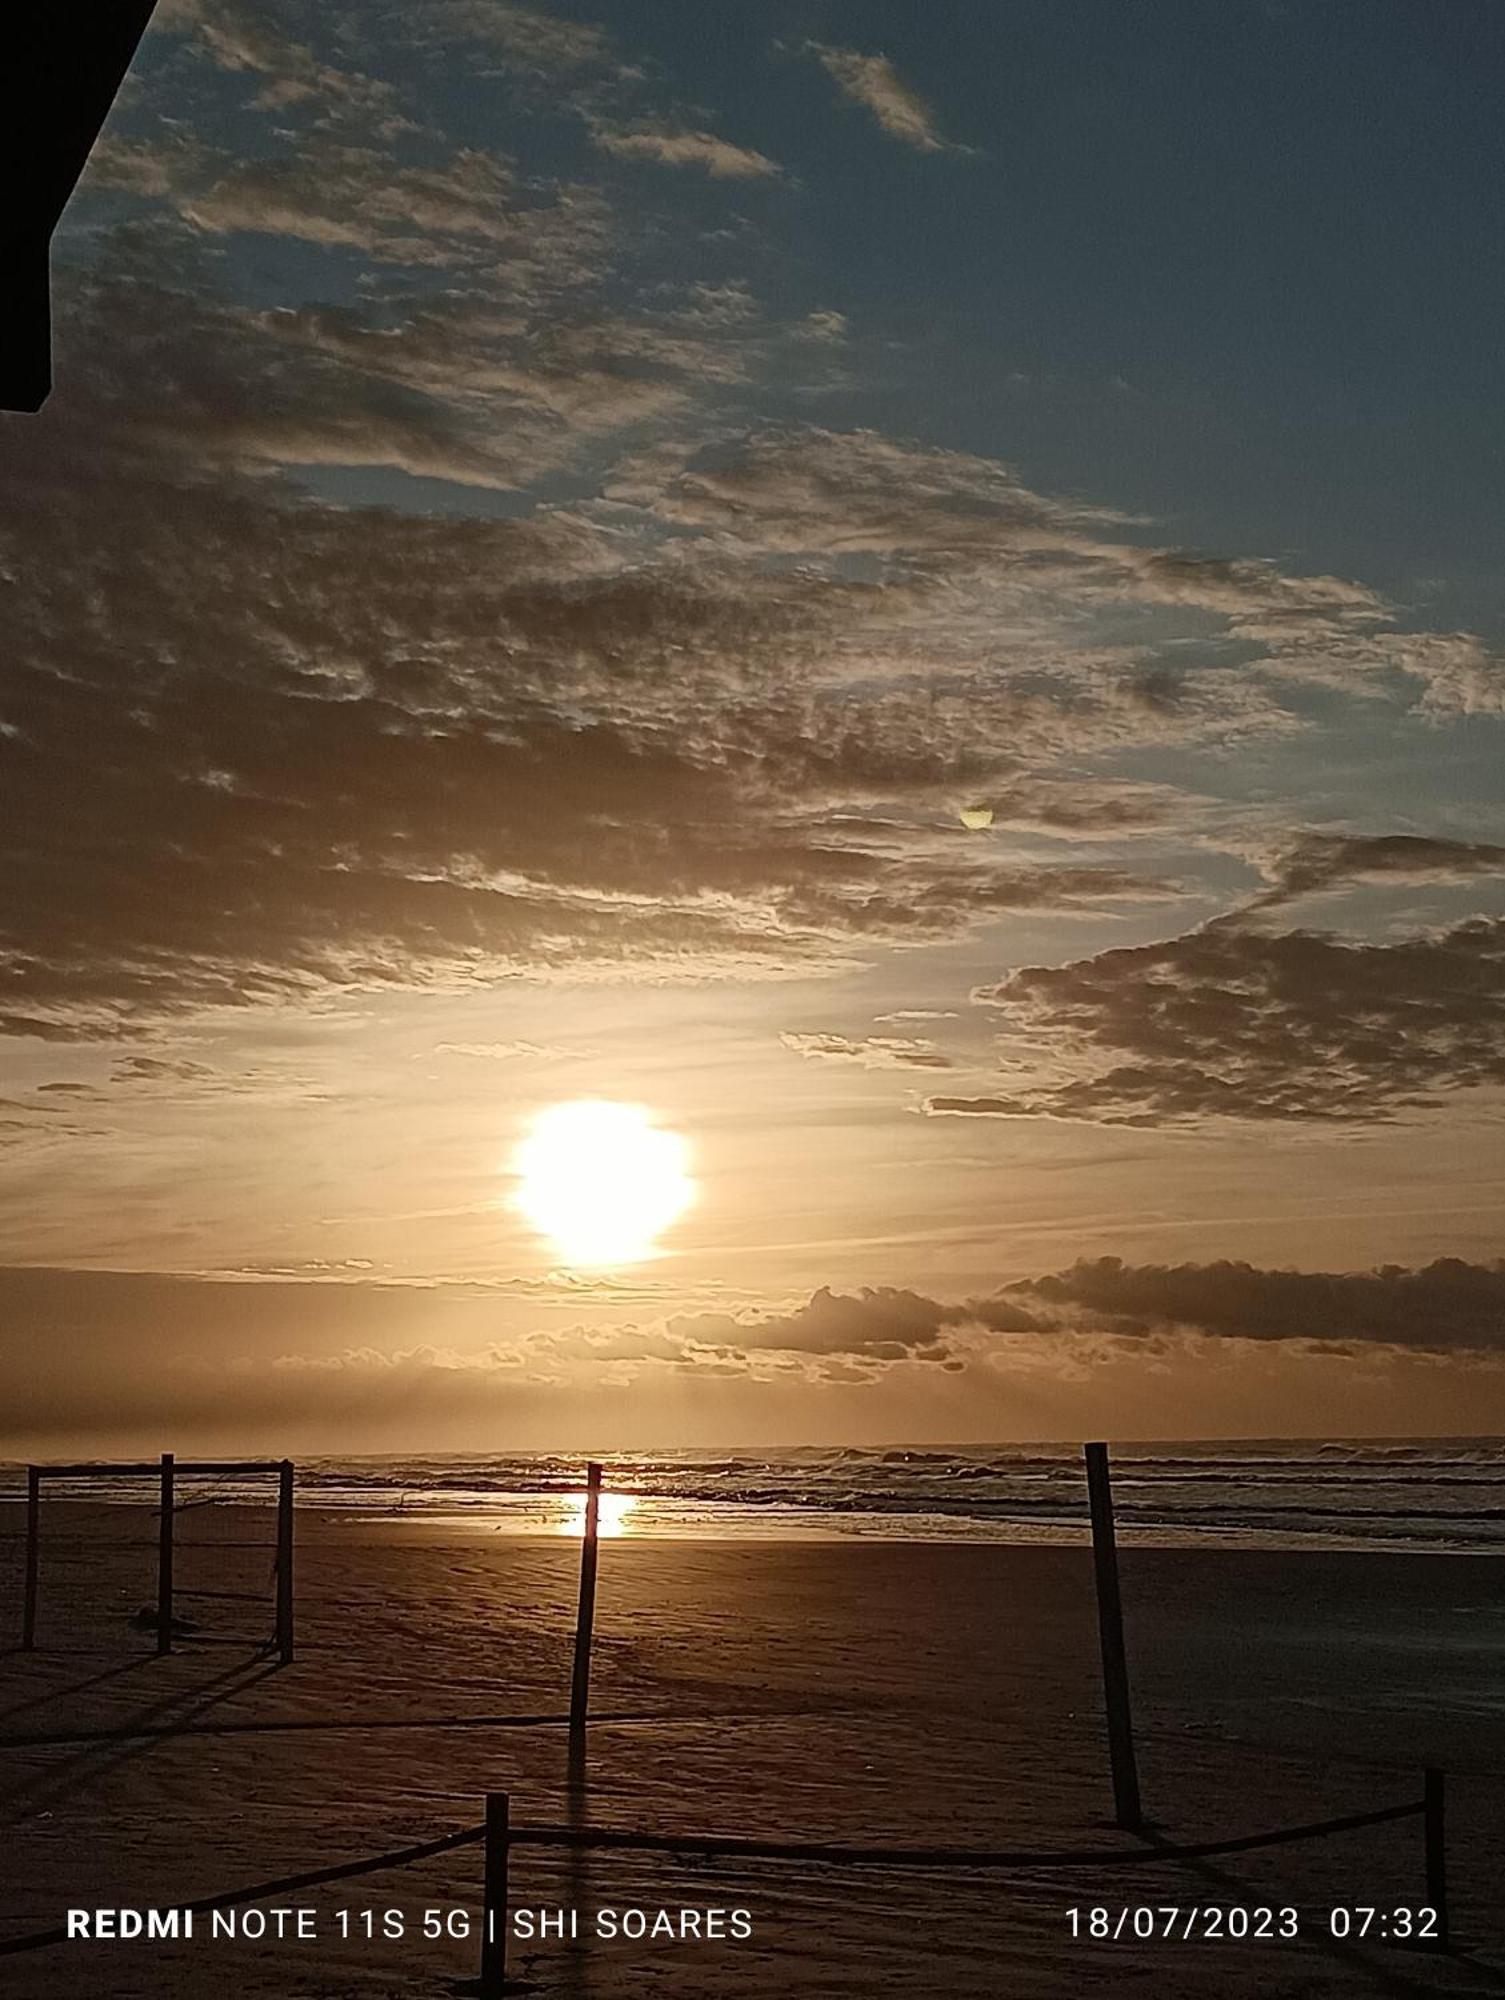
[17, 1456, 296, 1663]
[1084, 1440, 1141, 1831]
[0, 1772, 1454, 1985]
[570, 1460, 602, 1735]
[6, 1443, 1317, 1830]
[12, 1454, 606, 1715]
[0, 1451, 1462, 1983]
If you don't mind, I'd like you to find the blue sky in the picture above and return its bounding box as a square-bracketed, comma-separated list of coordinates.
[1, 0, 1504, 1449]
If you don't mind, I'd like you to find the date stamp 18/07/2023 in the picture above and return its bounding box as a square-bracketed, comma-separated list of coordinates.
[1065, 1905, 1441, 1944]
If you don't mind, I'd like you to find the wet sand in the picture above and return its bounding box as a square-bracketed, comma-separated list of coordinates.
[1, 1504, 1502, 1997]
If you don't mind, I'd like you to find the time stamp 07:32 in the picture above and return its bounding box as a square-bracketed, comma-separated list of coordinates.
[1065, 1906, 1441, 1943]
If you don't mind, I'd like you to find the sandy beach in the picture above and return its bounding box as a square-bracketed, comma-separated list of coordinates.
[1, 1503, 1502, 1998]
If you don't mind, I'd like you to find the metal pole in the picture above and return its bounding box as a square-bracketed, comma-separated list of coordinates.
[1084, 1441, 1142, 1831]
[157, 1451, 175, 1655]
[569, 1462, 602, 1735]
[21, 1466, 40, 1649]
[276, 1459, 295, 1665]
[1423, 1768, 1449, 1952]
[479, 1790, 510, 1997]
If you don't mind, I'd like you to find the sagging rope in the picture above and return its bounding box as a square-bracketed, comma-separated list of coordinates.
[504, 1797, 1423, 1869]
[0, 1795, 1423, 1958]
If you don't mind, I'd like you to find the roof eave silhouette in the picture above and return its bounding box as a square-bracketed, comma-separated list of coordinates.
[2, 1, 161, 412]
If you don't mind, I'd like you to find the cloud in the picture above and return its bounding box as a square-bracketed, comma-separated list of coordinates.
[1010, 1255, 1505, 1353]
[1255, 832, 1505, 907]
[946, 916, 1505, 1126]
[10, 317, 1497, 1037]
[89, 130, 612, 292]
[587, 119, 782, 180]
[677, 1256, 1505, 1364]
[780, 1031, 953, 1070]
[434, 1040, 576, 1060]
[11, 84, 1505, 1045]
[672, 1285, 960, 1360]
[417, 0, 617, 73]
[806, 43, 969, 155]
[152, 0, 412, 134]
[6, 270, 1210, 1037]
[5, 1257, 1505, 1448]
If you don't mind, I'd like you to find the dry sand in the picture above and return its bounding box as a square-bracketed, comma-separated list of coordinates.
[2, 1502, 1503, 1997]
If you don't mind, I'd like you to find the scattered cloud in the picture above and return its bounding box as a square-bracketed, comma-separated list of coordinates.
[1255, 832, 1505, 908]
[434, 1040, 577, 1060]
[780, 1031, 953, 1070]
[587, 118, 782, 180]
[414, 0, 618, 74]
[944, 916, 1505, 1125]
[805, 43, 970, 155]
[10, 4, 1501, 1056]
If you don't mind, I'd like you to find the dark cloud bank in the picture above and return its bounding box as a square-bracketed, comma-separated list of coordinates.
[4, 1256, 1503, 1448]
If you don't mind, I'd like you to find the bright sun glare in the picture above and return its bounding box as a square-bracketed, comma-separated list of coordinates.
[512, 1099, 695, 1268]
[558, 1489, 637, 1538]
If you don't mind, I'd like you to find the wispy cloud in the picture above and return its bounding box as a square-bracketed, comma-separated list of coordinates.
[1252, 832, 1505, 908]
[805, 42, 972, 155]
[587, 118, 783, 180]
[779, 1031, 954, 1070]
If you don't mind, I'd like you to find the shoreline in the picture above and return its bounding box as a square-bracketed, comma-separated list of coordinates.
[4, 1495, 1503, 1558]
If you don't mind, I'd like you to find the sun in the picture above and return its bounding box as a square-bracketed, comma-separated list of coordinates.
[511, 1099, 695, 1268]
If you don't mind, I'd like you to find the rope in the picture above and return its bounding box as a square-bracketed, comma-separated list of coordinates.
[172, 1591, 272, 1604]
[166, 1469, 246, 1516]
[0, 1796, 1423, 1959]
[0, 1708, 660, 1750]
[505, 1797, 1423, 1869]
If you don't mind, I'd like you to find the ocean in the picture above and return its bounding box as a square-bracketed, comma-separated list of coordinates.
[6, 1439, 1505, 1552]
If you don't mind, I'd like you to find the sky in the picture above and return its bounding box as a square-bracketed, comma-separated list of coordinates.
[2, 0, 1504, 1453]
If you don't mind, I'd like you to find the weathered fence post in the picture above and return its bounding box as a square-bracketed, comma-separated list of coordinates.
[275, 1458, 295, 1665]
[570, 1462, 602, 1735]
[157, 1451, 175, 1656]
[1424, 1767, 1449, 1952]
[480, 1790, 511, 1997]
[21, 1466, 40, 1649]
[1084, 1441, 1142, 1831]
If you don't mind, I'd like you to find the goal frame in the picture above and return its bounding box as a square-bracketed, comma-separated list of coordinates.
[19, 1453, 294, 1662]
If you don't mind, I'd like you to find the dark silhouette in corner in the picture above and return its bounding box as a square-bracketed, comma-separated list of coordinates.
[2, 1, 159, 411]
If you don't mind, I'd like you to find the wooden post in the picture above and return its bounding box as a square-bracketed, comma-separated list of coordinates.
[21, 1466, 40, 1649]
[1084, 1442, 1142, 1831]
[157, 1451, 175, 1655]
[569, 1461, 602, 1735]
[275, 1459, 295, 1665]
[479, 1790, 510, 1998]
[1423, 1767, 1449, 1952]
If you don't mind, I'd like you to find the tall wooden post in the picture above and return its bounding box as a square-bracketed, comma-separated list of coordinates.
[1424, 1767, 1449, 1952]
[479, 1790, 510, 1998]
[275, 1459, 295, 1665]
[156, 1451, 175, 1655]
[569, 1461, 602, 1735]
[21, 1466, 40, 1649]
[1084, 1442, 1142, 1830]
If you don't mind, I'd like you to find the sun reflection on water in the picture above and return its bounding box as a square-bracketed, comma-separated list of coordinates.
[557, 1488, 637, 1537]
